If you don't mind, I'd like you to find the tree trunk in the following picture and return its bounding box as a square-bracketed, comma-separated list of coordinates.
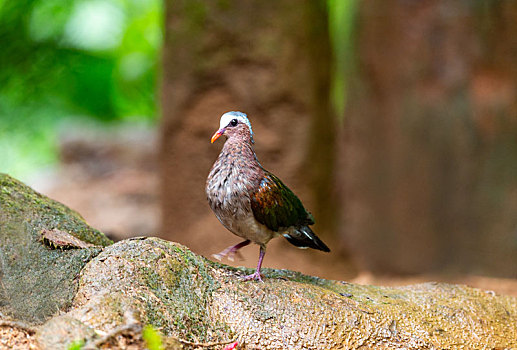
[342, 1, 517, 276]
[160, 1, 339, 270]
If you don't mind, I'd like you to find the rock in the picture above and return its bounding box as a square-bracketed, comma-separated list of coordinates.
[0, 174, 112, 324]
[1, 174, 516, 349]
[38, 237, 517, 349]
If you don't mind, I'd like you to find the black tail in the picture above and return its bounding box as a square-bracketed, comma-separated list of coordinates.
[283, 226, 330, 252]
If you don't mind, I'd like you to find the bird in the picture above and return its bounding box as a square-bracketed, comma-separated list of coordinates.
[206, 111, 330, 282]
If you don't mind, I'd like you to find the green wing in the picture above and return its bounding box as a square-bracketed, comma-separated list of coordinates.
[251, 172, 314, 232]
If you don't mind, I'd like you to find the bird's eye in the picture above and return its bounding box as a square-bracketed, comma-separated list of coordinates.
[230, 119, 238, 127]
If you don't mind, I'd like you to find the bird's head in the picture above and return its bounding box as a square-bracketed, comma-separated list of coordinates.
[211, 111, 254, 144]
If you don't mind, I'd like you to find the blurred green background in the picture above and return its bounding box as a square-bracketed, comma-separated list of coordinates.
[0, 0, 353, 180]
[0, 0, 163, 178]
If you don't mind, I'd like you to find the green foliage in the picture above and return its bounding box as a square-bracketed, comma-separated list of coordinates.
[67, 339, 85, 350]
[328, 0, 357, 119]
[0, 0, 162, 121]
[1, 0, 355, 179]
[142, 324, 164, 350]
[0, 0, 162, 179]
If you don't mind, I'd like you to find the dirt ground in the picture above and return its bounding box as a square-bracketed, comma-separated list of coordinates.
[30, 123, 517, 297]
[0, 324, 147, 350]
[0, 326, 37, 350]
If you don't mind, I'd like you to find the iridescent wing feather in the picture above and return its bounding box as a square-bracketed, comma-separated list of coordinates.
[251, 172, 314, 232]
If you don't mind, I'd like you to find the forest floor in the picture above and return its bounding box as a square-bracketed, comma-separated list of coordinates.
[0, 326, 37, 350]
[30, 123, 517, 298]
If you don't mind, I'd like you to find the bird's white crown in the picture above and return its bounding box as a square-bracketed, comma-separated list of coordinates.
[220, 111, 254, 141]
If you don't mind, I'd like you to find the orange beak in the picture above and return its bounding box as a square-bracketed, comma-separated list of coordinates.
[211, 129, 224, 143]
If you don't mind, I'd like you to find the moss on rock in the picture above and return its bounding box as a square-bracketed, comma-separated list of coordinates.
[69, 238, 231, 342]
[35, 237, 517, 349]
[0, 174, 112, 324]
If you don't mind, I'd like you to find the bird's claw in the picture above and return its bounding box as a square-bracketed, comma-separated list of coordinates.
[212, 253, 224, 261]
[227, 250, 244, 262]
[241, 271, 264, 282]
[212, 249, 244, 262]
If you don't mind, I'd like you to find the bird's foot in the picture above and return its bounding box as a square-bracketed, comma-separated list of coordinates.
[212, 249, 232, 261]
[241, 271, 263, 282]
[212, 240, 250, 262]
[212, 252, 225, 261]
[212, 250, 244, 262]
[227, 250, 244, 262]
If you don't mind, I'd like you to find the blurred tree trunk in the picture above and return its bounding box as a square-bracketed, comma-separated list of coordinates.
[160, 1, 338, 259]
[342, 1, 517, 277]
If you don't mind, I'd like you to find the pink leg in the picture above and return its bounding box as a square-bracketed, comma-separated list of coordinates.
[242, 246, 266, 282]
[212, 240, 250, 261]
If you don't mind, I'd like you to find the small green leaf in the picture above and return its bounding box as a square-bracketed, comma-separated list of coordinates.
[67, 339, 84, 350]
[142, 325, 164, 350]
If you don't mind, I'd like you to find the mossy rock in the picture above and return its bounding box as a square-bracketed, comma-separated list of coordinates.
[0, 174, 112, 324]
[37, 237, 517, 349]
[1, 173, 516, 349]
